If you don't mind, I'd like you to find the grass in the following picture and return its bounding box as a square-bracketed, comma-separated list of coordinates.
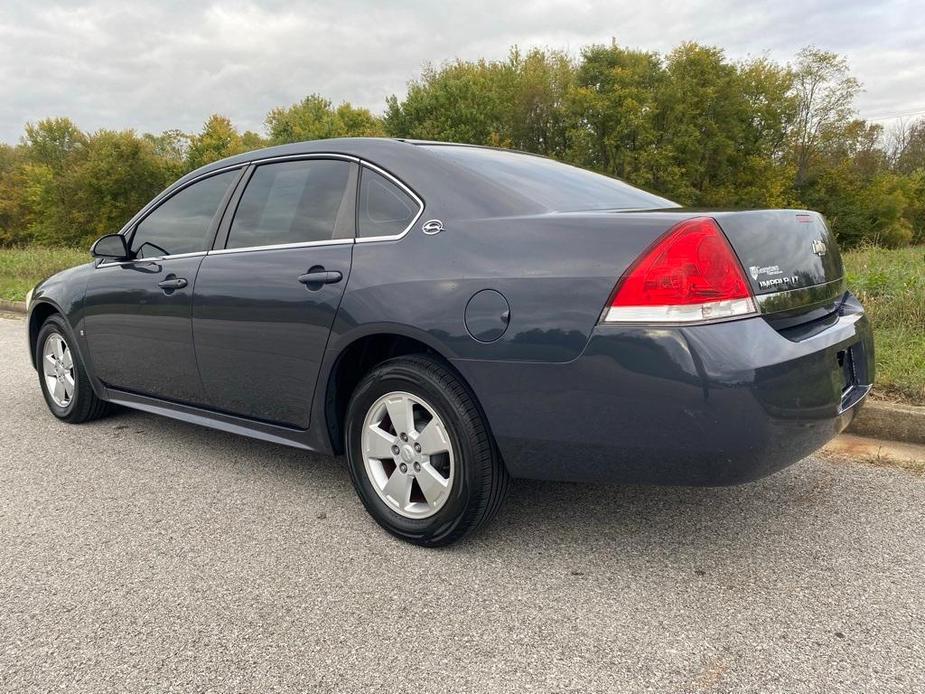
[0, 243, 923, 403]
[843, 245, 925, 404]
[0, 247, 89, 302]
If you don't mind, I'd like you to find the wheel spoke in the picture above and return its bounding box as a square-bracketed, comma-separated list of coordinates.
[52, 379, 66, 403]
[385, 394, 415, 436]
[61, 349, 73, 370]
[416, 462, 449, 506]
[52, 337, 65, 360]
[42, 354, 57, 377]
[382, 469, 413, 507]
[415, 418, 449, 455]
[365, 425, 396, 459]
[63, 374, 75, 398]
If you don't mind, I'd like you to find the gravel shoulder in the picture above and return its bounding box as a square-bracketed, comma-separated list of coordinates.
[1, 315, 923, 693]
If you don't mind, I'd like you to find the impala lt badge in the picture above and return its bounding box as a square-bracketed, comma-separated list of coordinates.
[812, 239, 827, 256]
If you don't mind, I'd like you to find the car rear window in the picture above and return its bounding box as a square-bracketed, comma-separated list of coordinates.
[357, 167, 421, 239]
[420, 145, 677, 212]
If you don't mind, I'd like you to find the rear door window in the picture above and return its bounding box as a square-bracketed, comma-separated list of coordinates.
[131, 170, 238, 258]
[356, 168, 420, 239]
[226, 159, 355, 249]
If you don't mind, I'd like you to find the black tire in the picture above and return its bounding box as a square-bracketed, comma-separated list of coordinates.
[345, 354, 509, 547]
[35, 315, 111, 423]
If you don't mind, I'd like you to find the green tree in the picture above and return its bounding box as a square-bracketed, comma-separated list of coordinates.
[0, 145, 32, 245]
[186, 115, 249, 170]
[385, 48, 574, 154]
[22, 117, 87, 169]
[385, 60, 509, 144]
[266, 95, 382, 145]
[791, 47, 861, 187]
[890, 118, 925, 175]
[59, 130, 172, 246]
[144, 129, 191, 179]
[566, 43, 663, 183]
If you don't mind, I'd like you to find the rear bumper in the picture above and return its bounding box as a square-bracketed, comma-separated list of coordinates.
[452, 293, 874, 485]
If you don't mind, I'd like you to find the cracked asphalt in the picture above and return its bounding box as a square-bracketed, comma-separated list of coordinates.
[0, 315, 923, 693]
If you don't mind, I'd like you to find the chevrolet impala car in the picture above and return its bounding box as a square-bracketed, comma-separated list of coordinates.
[26, 138, 874, 546]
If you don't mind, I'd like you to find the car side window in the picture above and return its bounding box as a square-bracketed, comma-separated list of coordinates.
[131, 170, 238, 259]
[226, 159, 354, 249]
[357, 168, 420, 238]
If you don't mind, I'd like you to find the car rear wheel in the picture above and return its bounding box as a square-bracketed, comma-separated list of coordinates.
[36, 316, 111, 423]
[345, 354, 509, 546]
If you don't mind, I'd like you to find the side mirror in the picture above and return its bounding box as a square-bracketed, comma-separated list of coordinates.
[90, 233, 130, 260]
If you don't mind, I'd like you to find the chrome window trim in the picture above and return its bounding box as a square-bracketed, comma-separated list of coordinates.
[110, 153, 425, 257]
[209, 238, 353, 256]
[97, 250, 208, 268]
[354, 161, 425, 243]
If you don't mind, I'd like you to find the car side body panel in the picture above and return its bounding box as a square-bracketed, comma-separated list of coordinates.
[83, 255, 208, 404]
[192, 243, 354, 428]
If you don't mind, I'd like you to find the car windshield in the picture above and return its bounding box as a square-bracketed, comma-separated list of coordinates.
[420, 144, 678, 212]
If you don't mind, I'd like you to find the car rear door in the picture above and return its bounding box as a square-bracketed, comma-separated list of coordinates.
[191, 156, 358, 428]
[83, 168, 242, 404]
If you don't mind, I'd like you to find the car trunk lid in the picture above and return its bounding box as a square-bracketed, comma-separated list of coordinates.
[711, 210, 846, 321]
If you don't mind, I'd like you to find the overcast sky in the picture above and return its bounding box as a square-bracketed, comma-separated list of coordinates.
[0, 0, 922, 144]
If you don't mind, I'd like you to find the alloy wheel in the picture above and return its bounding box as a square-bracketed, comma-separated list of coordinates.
[42, 333, 75, 408]
[361, 390, 455, 519]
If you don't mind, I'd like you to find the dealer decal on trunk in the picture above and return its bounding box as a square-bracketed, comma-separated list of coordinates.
[749, 264, 799, 289]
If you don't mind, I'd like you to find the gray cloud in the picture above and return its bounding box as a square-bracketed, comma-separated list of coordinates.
[0, 0, 922, 143]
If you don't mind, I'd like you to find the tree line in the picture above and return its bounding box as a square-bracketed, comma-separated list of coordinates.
[1, 41, 923, 249]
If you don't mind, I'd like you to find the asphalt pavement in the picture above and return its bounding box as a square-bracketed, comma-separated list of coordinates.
[1, 315, 922, 693]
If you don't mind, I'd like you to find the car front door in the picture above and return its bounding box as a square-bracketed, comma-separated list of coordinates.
[83, 168, 242, 404]
[191, 157, 358, 428]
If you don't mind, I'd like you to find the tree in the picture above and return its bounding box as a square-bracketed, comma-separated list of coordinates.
[144, 129, 191, 179]
[501, 47, 574, 155]
[889, 117, 925, 174]
[385, 49, 574, 154]
[266, 95, 382, 145]
[791, 47, 861, 186]
[22, 117, 87, 169]
[384, 60, 509, 144]
[0, 144, 32, 245]
[186, 115, 249, 170]
[566, 43, 662, 183]
[59, 130, 172, 246]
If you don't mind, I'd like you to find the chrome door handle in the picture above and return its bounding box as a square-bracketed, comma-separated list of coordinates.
[298, 270, 343, 287]
[157, 277, 188, 290]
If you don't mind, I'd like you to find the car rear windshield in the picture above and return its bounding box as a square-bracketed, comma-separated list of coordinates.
[420, 145, 677, 212]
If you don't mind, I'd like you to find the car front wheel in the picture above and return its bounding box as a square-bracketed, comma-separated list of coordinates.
[35, 315, 111, 423]
[345, 354, 509, 546]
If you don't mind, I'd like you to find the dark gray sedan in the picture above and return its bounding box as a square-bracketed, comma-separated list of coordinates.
[25, 138, 874, 545]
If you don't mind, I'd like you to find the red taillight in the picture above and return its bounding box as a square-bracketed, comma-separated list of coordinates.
[602, 217, 756, 324]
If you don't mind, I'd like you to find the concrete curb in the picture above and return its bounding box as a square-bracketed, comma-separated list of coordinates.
[847, 401, 925, 445]
[823, 434, 925, 472]
[0, 299, 26, 314]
